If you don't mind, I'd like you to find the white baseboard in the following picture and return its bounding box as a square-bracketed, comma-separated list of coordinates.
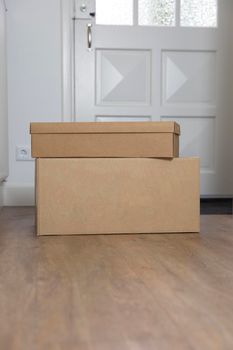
[0, 182, 4, 208]
[3, 183, 35, 206]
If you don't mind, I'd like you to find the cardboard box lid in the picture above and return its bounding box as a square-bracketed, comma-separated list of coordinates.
[30, 121, 180, 135]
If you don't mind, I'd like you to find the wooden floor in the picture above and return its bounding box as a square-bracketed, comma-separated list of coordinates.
[1, 208, 233, 350]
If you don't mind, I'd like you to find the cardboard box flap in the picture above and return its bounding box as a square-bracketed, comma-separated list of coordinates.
[30, 121, 180, 135]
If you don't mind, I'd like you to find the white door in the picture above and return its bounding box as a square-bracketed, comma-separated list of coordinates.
[74, 0, 233, 196]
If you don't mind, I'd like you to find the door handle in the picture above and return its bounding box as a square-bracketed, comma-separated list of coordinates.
[87, 23, 92, 51]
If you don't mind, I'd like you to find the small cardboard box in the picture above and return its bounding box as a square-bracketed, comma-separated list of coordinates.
[30, 121, 180, 158]
[36, 157, 200, 235]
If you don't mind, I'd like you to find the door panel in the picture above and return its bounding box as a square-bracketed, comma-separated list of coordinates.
[96, 49, 151, 106]
[162, 116, 215, 171]
[162, 51, 216, 106]
[74, 0, 233, 196]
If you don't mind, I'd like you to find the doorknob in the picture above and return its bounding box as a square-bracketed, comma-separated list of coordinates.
[89, 12, 96, 18]
[87, 23, 92, 51]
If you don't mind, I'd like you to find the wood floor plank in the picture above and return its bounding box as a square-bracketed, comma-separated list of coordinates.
[0, 207, 233, 350]
[108, 233, 233, 350]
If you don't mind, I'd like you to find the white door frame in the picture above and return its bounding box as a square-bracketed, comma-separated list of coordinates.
[61, 0, 75, 122]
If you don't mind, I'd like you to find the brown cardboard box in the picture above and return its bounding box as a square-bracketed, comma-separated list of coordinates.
[36, 157, 200, 235]
[30, 122, 180, 158]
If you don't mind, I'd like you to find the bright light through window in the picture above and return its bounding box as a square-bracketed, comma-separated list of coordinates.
[139, 0, 176, 26]
[96, 0, 133, 25]
[180, 0, 217, 27]
[96, 0, 217, 28]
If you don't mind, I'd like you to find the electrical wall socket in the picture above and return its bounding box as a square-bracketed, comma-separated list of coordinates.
[16, 146, 33, 161]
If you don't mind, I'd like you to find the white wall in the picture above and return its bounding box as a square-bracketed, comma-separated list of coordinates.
[5, 0, 63, 205]
[0, 0, 8, 183]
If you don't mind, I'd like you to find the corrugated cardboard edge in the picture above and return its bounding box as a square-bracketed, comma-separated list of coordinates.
[187, 156, 200, 233]
[30, 122, 180, 135]
[173, 134, 179, 157]
[36, 159, 41, 236]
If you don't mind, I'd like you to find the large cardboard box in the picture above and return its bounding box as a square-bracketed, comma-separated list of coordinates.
[30, 121, 180, 158]
[36, 158, 200, 235]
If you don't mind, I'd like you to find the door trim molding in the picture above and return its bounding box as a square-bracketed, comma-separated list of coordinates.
[61, 0, 75, 122]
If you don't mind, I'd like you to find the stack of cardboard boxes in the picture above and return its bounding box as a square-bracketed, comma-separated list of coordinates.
[30, 122, 200, 235]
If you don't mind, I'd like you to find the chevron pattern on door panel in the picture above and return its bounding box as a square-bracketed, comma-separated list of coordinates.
[96, 50, 151, 105]
[162, 51, 216, 106]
